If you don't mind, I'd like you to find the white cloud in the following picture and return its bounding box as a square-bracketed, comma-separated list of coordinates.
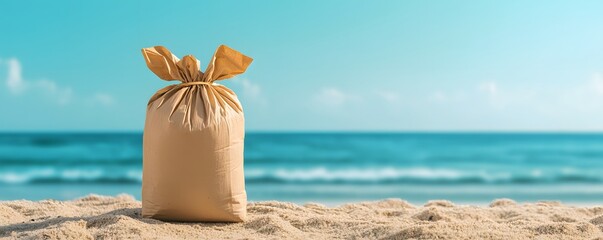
[314, 88, 347, 107]
[237, 78, 261, 98]
[5, 58, 25, 94]
[477, 81, 518, 108]
[2, 58, 74, 104]
[92, 93, 115, 106]
[314, 88, 400, 108]
[426, 74, 603, 117]
[35, 79, 73, 105]
[478, 81, 498, 96]
[430, 91, 448, 103]
[376, 90, 399, 103]
[1, 58, 112, 106]
[591, 73, 603, 95]
[228, 77, 267, 107]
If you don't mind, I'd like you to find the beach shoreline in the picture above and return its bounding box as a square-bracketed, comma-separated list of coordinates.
[1, 194, 602, 239]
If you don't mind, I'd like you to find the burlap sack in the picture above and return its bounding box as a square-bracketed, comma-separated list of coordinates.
[141, 45, 252, 222]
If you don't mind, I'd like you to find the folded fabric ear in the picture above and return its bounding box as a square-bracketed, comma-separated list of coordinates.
[142, 45, 252, 83]
[203, 45, 253, 82]
[141, 46, 183, 81]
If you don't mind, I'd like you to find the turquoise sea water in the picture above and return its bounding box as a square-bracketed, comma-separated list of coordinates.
[1, 133, 603, 206]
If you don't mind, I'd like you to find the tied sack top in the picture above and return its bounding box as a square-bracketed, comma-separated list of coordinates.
[141, 45, 253, 129]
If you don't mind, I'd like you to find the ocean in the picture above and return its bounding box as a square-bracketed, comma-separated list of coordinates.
[1, 132, 603, 206]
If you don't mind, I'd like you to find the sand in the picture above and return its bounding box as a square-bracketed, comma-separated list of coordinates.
[1, 195, 603, 239]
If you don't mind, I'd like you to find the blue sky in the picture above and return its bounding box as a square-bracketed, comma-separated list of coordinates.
[1, 1, 602, 131]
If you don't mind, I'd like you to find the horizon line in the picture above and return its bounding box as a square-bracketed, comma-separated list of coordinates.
[4, 130, 603, 134]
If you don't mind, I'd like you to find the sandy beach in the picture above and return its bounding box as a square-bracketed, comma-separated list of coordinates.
[0, 195, 601, 239]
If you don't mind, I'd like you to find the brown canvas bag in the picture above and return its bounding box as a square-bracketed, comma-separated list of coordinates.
[141, 45, 252, 222]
